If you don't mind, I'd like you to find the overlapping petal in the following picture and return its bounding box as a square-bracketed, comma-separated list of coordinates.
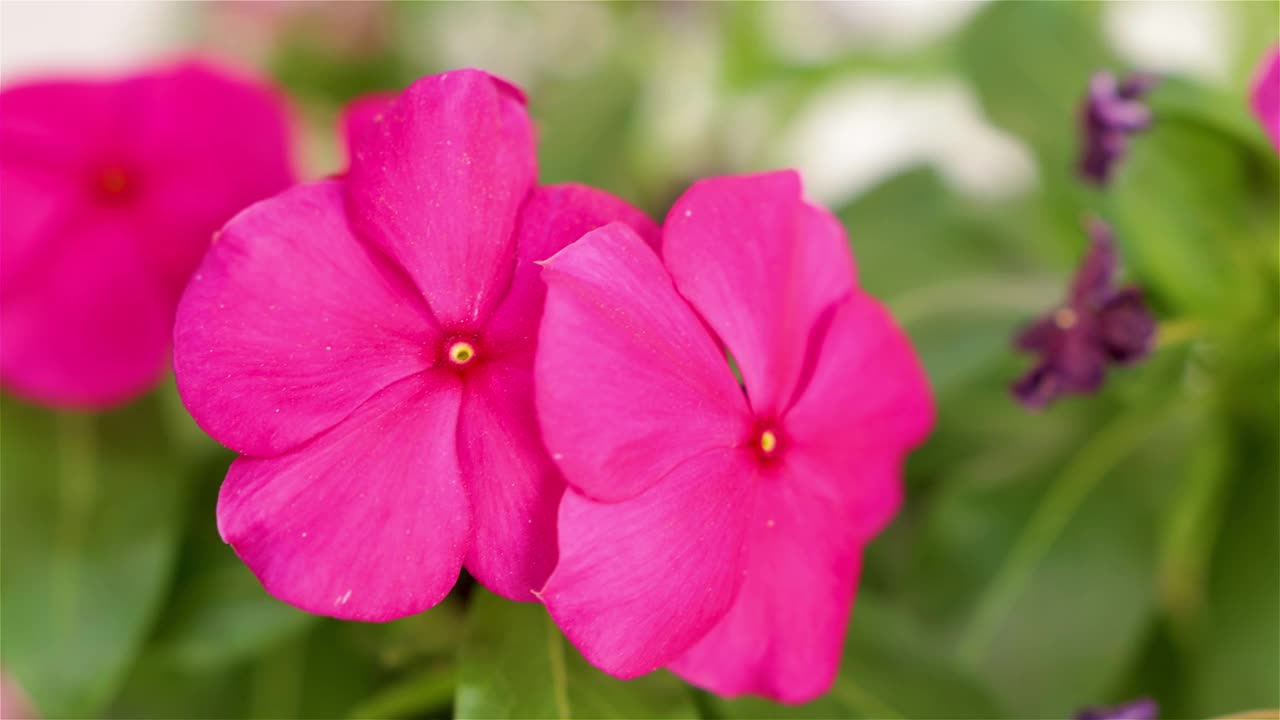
[670, 461, 863, 703]
[457, 360, 562, 600]
[785, 292, 934, 465]
[346, 70, 536, 328]
[217, 373, 468, 622]
[483, 184, 660, 359]
[536, 222, 750, 503]
[542, 448, 756, 678]
[664, 171, 856, 417]
[175, 181, 438, 457]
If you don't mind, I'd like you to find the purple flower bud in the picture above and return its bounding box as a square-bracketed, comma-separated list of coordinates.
[1012, 219, 1157, 410]
[1075, 697, 1159, 720]
[1079, 71, 1159, 186]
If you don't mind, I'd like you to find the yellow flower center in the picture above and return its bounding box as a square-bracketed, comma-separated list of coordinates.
[759, 429, 778, 455]
[448, 341, 475, 366]
[1054, 307, 1078, 330]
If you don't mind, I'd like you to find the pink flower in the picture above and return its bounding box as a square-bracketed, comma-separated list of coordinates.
[1250, 46, 1280, 151]
[173, 70, 658, 621]
[0, 60, 295, 407]
[535, 171, 934, 702]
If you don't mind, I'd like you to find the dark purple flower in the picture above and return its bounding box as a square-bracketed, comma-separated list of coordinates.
[1013, 219, 1156, 409]
[1079, 71, 1159, 186]
[1075, 697, 1159, 720]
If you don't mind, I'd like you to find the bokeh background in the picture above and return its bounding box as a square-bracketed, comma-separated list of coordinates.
[1, 2, 1277, 719]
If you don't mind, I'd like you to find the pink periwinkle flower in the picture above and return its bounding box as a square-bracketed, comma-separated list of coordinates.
[535, 171, 934, 702]
[173, 70, 658, 621]
[0, 60, 295, 407]
[1250, 46, 1280, 151]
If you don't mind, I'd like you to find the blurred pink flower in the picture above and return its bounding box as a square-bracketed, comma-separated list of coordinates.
[1250, 46, 1280, 151]
[174, 70, 658, 621]
[0, 60, 295, 408]
[536, 171, 934, 702]
[0, 670, 37, 719]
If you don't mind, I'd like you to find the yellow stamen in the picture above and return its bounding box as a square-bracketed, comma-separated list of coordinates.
[760, 430, 778, 455]
[448, 341, 475, 365]
[1054, 307, 1078, 330]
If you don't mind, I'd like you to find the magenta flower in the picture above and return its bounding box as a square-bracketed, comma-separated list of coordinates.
[534, 171, 934, 702]
[1250, 46, 1280, 151]
[0, 61, 294, 407]
[174, 70, 658, 621]
[1013, 218, 1155, 409]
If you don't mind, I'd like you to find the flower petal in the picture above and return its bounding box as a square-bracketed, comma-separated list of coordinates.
[175, 180, 438, 457]
[125, 62, 296, 295]
[536, 222, 750, 503]
[339, 91, 395, 164]
[345, 70, 535, 328]
[663, 171, 856, 417]
[542, 448, 756, 679]
[483, 183, 660, 359]
[0, 213, 172, 407]
[785, 292, 934, 476]
[457, 360, 562, 600]
[217, 372, 469, 622]
[670, 459, 864, 703]
[1099, 287, 1156, 364]
[1250, 47, 1280, 150]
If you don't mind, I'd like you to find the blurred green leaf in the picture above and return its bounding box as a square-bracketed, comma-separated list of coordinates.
[1108, 116, 1278, 321]
[949, 400, 1194, 717]
[958, 2, 1113, 158]
[1186, 417, 1280, 716]
[713, 594, 1003, 719]
[149, 562, 314, 671]
[455, 589, 697, 720]
[1, 395, 188, 717]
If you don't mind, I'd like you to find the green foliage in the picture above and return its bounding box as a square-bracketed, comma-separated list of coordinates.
[456, 589, 697, 719]
[1, 396, 189, 717]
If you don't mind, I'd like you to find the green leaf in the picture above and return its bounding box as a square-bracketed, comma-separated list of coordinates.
[713, 594, 1003, 719]
[1, 395, 188, 717]
[455, 589, 698, 720]
[1107, 116, 1278, 321]
[957, 2, 1113, 157]
[1186, 416, 1280, 715]
[949, 401, 1189, 717]
[149, 562, 315, 671]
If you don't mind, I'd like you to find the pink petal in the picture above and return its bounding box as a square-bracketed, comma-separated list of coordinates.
[783, 292, 933, 540]
[218, 372, 469, 622]
[663, 171, 856, 417]
[535, 222, 751, 503]
[0, 79, 117, 174]
[0, 213, 172, 406]
[457, 360, 562, 600]
[483, 183, 660, 359]
[345, 70, 536, 329]
[125, 62, 296, 296]
[339, 91, 396, 164]
[670, 460, 864, 703]
[175, 180, 438, 457]
[542, 448, 757, 678]
[1250, 46, 1280, 150]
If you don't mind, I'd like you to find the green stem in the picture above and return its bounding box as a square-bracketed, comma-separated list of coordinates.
[958, 409, 1158, 665]
[546, 612, 571, 720]
[54, 412, 95, 633]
